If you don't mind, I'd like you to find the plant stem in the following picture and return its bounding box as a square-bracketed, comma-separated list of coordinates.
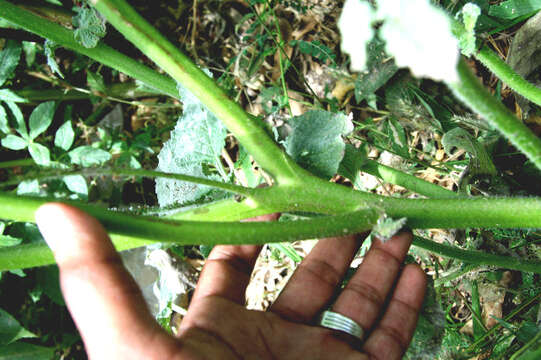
[413, 236, 541, 274]
[475, 45, 541, 108]
[0, 167, 254, 197]
[0, 192, 378, 270]
[449, 58, 541, 171]
[349, 157, 458, 198]
[0, 158, 34, 169]
[89, 0, 303, 183]
[0, 0, 179, 98]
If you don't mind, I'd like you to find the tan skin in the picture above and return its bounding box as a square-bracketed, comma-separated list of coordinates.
[35, 203, 427, 360]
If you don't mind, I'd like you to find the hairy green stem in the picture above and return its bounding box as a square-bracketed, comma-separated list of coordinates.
[0, 192, 378, 270]
[475, 45, 541, 108]
[0, 0, 178, 98]
[413, 236, 541, 274]
[450, 58, 541, 171]
[89, 0, 303, 183]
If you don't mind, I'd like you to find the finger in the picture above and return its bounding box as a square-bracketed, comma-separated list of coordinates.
[35, 203, 178, 359]
[331, 231, 413, 332]
[270, 233, 368, 323]
[362, 264, 426, 359]
[190, 213, 280, 305]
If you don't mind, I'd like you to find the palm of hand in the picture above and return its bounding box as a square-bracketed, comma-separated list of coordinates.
[35, 206, 426, 360]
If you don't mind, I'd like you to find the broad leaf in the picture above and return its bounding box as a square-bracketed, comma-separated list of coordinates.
[0, 40, 22, 87]
[442, 127, 497, 176]
[28, 143, 50, 166]
[29, 101, 55, 140]
[54, 121, 75, 151]
[0, 308, 36, 346]
[63, 175, 88, 197]
[155, 76, 227, 207]
[87, 70, 106, 93]
[0, 342, 54, 360]
[1, 135, 27, 150]
[285, 109, 353, 179]
[489, 0, 541, 20]
[68, 146, 111, 167]
[290, 40, 336, 64]
[72, 6, 106, 48]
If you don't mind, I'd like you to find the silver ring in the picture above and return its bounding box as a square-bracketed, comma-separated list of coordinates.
[318, 310, 364, 340]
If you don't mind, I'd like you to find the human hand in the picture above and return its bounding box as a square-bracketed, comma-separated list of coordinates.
[35, 203, 426, 360]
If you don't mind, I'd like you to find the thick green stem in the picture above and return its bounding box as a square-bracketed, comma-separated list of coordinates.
[413, 236, 541, 274]
[450, 58, 541, 171]
[0, 192, 378, 270]
[0, 0, 178, 98]
[89, 0, 302, 183]
[475, 45, 541, 108]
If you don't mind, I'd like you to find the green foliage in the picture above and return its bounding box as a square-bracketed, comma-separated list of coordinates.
[457, 3, 481, 56]
[372, 215, 407, 242]
[156, 76, 228, 207]
[285, 110, 352, 179]
[354, 37, 398, 103]
[442, 127, 497, 178]
[54, 121, 75, 152]
[0, 308, 35, 345]
[290, 40, 336, 65]
[72, 5, 106, 48]
[68, 146, 112, 167]
[0, 342, 54, 360]
[489, 0, 541, 20]
[0, 40, 21, 87]
[43, 40, 63, 79]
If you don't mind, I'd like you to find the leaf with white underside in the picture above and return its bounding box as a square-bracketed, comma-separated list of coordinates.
[372, 214, 407, 242]
[54, 121, 75, 151]
[28, 143, 50, 166]
[1, 135, 27, 151]
[285, 110, 353, 179]
[155, 71, 227, 207]
[68, 146, 112, 167]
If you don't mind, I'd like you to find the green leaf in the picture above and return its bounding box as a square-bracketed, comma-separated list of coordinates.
[442, 127, 497, 176]
[285, 109, 353, 179]
[155, 75, 228, 207]
[3, 102, 27, 139]
[0, 342, 54, 360]
[290, 40, 336, 64]
[0, 90, 26, 103]
[68, 146, 111, 167]
[354, 38, 398, 103]
[35, 266, 64, 306]
[54, 121, 75, 151]
[489, 0, 541, 20]
[21, 41, 37, 67]
[63, 175, 88, 197]
[28, 143, 50, 166]
[0, 308, 36, 346]
[72, 5, 106, 48]
[0, 235, 23, 247]
[372, 214, 407, 242]
[87, 70, 106, 93]
[0, 40, 22, 87]
[1, 135, 27, 151]
[43, 40, 63, 79]
[0, 106, 9, 134]
[28, 101, 55, 140]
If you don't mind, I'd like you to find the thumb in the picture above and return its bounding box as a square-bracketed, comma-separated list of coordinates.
[35, 203, 178, 359]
